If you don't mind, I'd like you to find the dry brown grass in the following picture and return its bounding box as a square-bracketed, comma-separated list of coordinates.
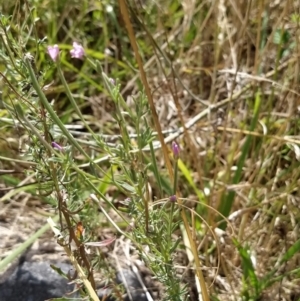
[1, 0, 300, 300]
[126, 1, 300, 300]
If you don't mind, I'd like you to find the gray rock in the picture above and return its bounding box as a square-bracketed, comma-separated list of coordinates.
[0, 261, 76, 301]
[0, 261, 150, 301]
[97, 269, 148, 301]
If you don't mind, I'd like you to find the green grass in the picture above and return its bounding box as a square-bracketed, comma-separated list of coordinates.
[1, 1, 300, 301]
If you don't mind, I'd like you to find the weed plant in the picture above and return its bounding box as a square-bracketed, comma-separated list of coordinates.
[1, 1, 300, 301]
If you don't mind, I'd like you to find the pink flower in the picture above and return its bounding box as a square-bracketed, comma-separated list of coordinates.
[169, 195, 177, 202]
[51, 141, 63, 151]
[47, 45, 60, 62]
[172, 141, 180, 159]
[70, 42, 85, 59]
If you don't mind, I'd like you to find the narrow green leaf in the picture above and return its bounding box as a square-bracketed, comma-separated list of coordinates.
[280, 239, 300, 264]
[219, 91, 261, 229]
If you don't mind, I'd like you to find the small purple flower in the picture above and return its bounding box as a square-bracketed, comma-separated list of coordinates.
[109, 78, 115, 85]
[47, 45, 60, 62]
[51, 141, 63, 151]
[169, 195, 177, 202]
[70, 42, 85, 59]
[171, 141, 180, 159]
